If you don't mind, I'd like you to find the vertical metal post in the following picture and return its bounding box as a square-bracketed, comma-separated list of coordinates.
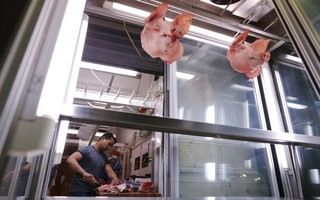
[163, 62, 170, 197]
[7, 156, 23, 199]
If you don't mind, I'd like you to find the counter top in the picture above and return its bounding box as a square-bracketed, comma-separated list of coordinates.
[95, 191, 162, 197]
[43, 197, 304, 200]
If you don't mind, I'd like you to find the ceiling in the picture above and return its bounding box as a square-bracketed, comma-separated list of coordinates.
[85, 0, 294, 53]
[63, 0, 295, 154]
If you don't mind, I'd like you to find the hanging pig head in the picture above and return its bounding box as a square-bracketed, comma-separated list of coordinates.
[227, 29, 271, 79]
[140, 3, 193, 64]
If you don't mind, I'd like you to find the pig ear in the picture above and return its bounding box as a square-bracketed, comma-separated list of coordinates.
[251, 39, 270, 52]
[144, 3, 168, 23]
[172, 13, 193, 38]
[231, 29, 249, 45]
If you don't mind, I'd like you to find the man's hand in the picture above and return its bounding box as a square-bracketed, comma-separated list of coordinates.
[82, 172, 98, 184]
[2, 171, 14, 181]
[110, 177, 120, 185]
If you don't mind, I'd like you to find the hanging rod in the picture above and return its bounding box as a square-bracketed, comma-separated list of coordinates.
[89, 0, 289, 43]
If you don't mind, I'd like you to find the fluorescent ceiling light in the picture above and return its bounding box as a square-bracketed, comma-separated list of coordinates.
[189, 25, 234, 44]
[111, 3, 233, 44]
[287, 102, 307, 109]
[68, 129, 105, 137]
[230, 84, 253, 91]
[176, 71, 194, 80]
[205, 105, 215, 124]
[113, 2, 150, 18]
[205, 163, 216, 181]
[286, 96, 298, 101]
[80, 61, 138, 76]
[282, 54, 302, 63]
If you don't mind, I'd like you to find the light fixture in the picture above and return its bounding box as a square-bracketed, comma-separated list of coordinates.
[176, 71, 194, 80]
[206, 105, 215, 124]
[111, 2, 234, 45]
[112, 2, 150, 18]
[286, 96, 298, 101]
[287, 102, 308, 109]
[188, 25, 234, 44]
[230, 84, 254, 91]
[281, 54, 302, 63]
[205, 162, 216, 181]
[37, 0, 87, 120]
[67, 128, 105, 137]
[80, 61, 139, 77]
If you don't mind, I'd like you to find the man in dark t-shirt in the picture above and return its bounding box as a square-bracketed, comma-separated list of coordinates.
[67, 132, 120, 196]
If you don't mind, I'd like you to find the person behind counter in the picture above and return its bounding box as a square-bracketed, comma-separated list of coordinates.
[98, 150, 122, 184]
[66, 132, 121, 196]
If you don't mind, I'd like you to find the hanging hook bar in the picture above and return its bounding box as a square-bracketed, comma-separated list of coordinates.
[84, 83, 88, 97]
[263, 17, 278, 31]
[129, 89, 135, 102]
[100, 86, 104, 98]
[219, 0, 232, 16]
[114, 87, 121, 101]
[143, 90, 150, 104]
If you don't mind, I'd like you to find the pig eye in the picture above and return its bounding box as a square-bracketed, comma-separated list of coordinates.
[242, 41, 245, 44]
[162, 17, 165, 21]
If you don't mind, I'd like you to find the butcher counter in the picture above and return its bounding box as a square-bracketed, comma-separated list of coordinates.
[95, 191, 162, 197]
[41, 197, 305, 200]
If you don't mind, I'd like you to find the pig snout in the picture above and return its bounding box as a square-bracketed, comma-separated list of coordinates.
[261, 51, 270, 62]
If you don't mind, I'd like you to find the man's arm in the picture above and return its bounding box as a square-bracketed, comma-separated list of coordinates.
[105, 164, 120, 185]
[66, 152, 98, 183]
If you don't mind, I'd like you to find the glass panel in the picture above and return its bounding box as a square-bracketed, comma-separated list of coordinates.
[296, 146, 320, 199]
[275, 62, 320, 136]
[173, 38, 271, 197]
[0, 156, 32, 197]
[176, 38, 262, 129]
[178, 135, 272, 197]
[296, 0, 320, 37]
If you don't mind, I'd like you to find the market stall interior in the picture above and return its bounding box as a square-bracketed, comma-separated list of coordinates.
[49, 0, 295, 196]
[1, 0, 320, 199]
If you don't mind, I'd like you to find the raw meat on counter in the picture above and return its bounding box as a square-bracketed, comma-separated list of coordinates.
[97, 183, 127, 193]
[138, 182, 157, 193]
[97, 181, 157, 193]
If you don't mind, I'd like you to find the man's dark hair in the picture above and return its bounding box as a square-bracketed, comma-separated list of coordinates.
[99, 132, 117, 143]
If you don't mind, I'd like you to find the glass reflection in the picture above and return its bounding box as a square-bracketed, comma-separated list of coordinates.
[173, 38, 271, 197]
[0, 156, 31, 197]
[297, 146, 320, 199]
[176, 37, 262, 129]
[272, 59, 320, 198]
[275, 62, 320, 136]
[296, 0, 320, 36]
[178, 135, 272, 197]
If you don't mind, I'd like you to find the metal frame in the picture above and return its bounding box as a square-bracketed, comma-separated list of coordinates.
[269, 56, 320, 199]
[60, 105, 320, 148]
[253, 72, 280, 197]
[272, 0, 320, 93]
[260, 61, 302, 198]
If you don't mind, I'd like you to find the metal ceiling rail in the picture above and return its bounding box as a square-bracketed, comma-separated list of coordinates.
[60, 105, 320, 148]
[85, 1, 290, 43]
